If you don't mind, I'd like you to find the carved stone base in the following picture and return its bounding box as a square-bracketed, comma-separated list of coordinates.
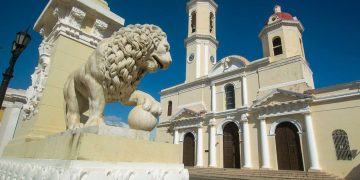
[0, 158, 189, 180]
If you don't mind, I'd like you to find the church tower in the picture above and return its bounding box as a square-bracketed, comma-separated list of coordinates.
[185, 0, 219, 83]
[259, 5, 305, 62]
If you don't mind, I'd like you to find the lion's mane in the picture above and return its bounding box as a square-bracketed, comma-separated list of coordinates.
[94, 24, 167, 102]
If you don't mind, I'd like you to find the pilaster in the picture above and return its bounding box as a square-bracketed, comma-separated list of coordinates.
[259, 116, 270, 169]
[304, 112, 321, 171]
[211, 83, 216, 112]
[241, 114, 251, 168]
[241, 75, 249, 107]
[208, 118, 217, 167]
[196, 126, 204, 167]
[173, 129, 179, 144]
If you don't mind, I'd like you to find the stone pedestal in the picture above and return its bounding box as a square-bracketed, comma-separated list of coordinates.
[1, 126, 188, 179]
[3, 126, 181, 164]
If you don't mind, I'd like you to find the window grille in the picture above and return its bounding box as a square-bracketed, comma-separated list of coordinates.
[332, 129, 352, 160]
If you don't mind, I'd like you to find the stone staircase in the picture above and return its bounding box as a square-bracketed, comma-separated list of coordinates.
[188, 168, 343, 180]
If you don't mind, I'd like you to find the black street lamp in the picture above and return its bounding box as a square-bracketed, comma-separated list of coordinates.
[0, 31, 31, 108]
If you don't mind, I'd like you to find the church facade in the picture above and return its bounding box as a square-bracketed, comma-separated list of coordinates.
[156, 0, 360, 178]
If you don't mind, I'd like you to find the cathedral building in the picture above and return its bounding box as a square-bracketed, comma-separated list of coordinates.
[156, 0, 360, 178]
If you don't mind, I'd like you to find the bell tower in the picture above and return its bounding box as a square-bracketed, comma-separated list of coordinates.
[259, 5, 305, 62]
[185, 0, 219, 83]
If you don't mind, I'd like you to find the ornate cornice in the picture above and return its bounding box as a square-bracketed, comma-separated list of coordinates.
[256, 100, 311, 119]
[186, 0, 218, 13]
[185, 34, 219, 48]
[92, 19, 109, 38]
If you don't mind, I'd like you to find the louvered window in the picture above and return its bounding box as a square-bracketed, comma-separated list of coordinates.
[191, 11, 196, 33]
[273, 37, 283, 56]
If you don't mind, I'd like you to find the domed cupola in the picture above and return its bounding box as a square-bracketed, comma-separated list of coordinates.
[266, 5, 297, 25]
[259, 5, 305, 62]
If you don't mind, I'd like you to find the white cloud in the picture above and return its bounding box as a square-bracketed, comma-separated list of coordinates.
[104, 115, 129, 128]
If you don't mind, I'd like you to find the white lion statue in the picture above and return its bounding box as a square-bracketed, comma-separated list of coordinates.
[63, 24, 171, 130]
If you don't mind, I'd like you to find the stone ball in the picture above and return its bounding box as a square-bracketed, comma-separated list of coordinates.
[128, 106, 157, 131]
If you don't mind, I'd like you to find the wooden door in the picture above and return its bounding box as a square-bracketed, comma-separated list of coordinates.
[275, 122, 304, 171]
[223, 122, 240, 168]
[183, 133, 195, 167]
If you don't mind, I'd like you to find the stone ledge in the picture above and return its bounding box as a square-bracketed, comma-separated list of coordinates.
[3, 130, 182, 164]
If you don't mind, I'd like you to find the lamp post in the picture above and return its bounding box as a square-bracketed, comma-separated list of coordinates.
[0, 31, 31, 108]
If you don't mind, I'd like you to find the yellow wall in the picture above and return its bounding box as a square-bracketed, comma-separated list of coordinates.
[216, 80, 242, 111]
[311, 98, 360, 178]
[259, 61, 302, 88]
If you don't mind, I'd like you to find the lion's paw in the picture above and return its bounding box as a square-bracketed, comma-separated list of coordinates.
[141, 99, 162, 116]
[69, 123, 84, 130]
[149, 101, 162, 116]
[85, 117, 105, 127]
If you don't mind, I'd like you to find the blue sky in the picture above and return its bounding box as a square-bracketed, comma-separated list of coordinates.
[0, 0, 359, 124]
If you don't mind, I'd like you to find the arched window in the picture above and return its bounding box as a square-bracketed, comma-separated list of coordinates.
[167, 101, 173, 116]
[210, 12, 214, 33]
[272, 37, 283, 56]
[191, 11, 196, 33]
[332, 129, 352, 160]
[225, 84, 235, 110]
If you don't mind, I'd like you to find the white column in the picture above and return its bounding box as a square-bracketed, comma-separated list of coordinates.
[211, 83, 216, 112]
[304, 113, 321, 171]
[259, 117, 270, 169]
[173, 129, 179, 144]
[242, 76, 249, 107]
[196, 126, 204, 167]
[241, 114, 252, 168]
[209, 119, 217, 167]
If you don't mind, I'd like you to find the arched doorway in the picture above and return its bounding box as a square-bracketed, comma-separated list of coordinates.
[275, 122, 304, 171]
[223, 122, 240, 168]
[183, 132, 195, 167]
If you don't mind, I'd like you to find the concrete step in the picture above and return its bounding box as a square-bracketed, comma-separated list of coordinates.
[187, 168, 343, 180]
[189, 170, 335, 177]
[190, 173, 336, 180]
